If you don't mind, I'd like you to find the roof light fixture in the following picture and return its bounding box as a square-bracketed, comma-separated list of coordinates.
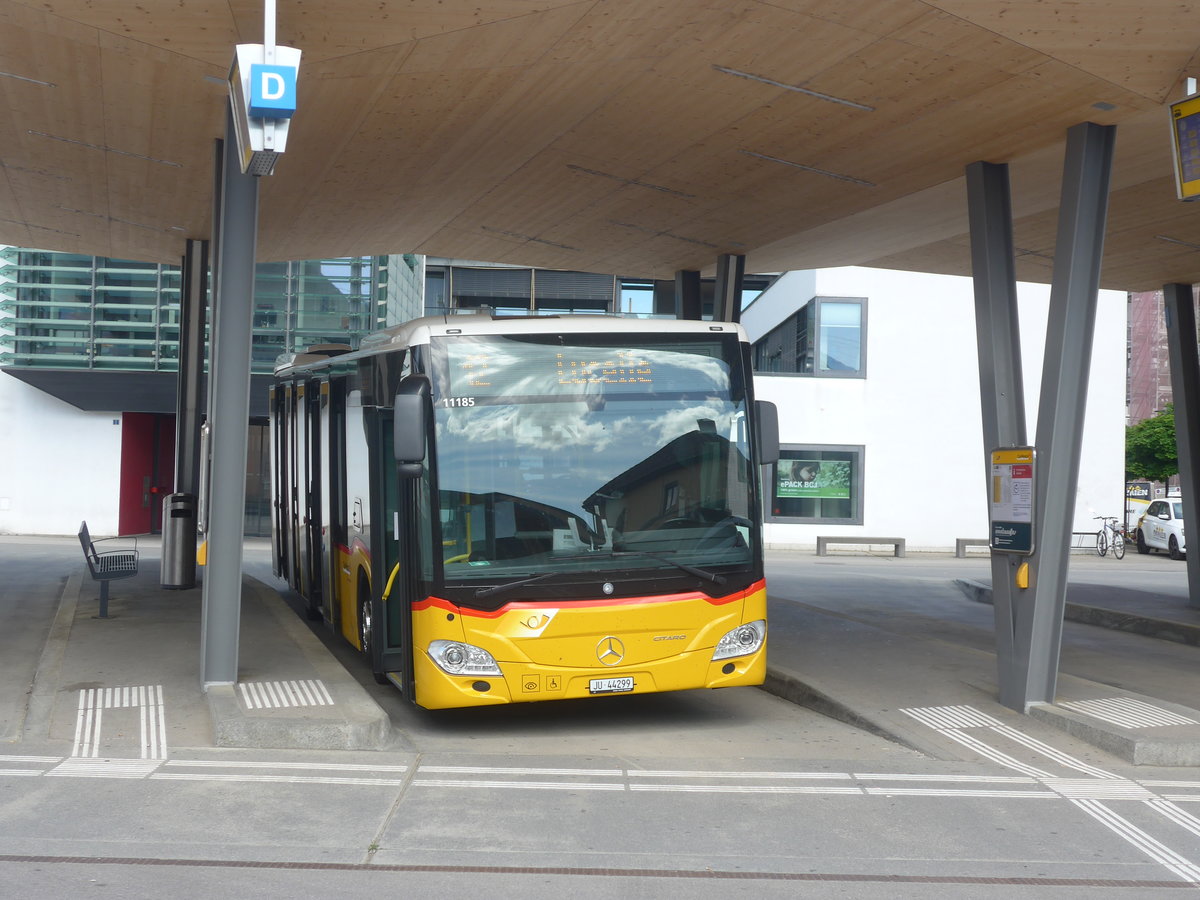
[1155, 234, 1200, 251]
[739, 150, 875, 187]
[28, 131, 182, 167]
[713, 65, 874, 112]
[0, 71, 54, 87]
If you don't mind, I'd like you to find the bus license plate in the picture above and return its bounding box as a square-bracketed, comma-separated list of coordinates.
[589, 677, 634, 695]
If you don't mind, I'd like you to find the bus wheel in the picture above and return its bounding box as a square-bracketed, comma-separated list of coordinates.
[359, 594, 373, 658]
[359, 590, 390, 685]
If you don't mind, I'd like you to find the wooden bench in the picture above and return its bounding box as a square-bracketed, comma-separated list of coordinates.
[816, 536, 905, 558]
[955, 538, 990, 558]
[78, 521, 139, 618]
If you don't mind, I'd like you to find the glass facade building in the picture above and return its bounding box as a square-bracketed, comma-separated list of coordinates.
[0, 251, 181, 370]
[0, 247, 425, 372]
[424, 259, 773, 319]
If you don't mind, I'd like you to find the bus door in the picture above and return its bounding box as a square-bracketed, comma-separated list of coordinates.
[319, 377, 347, 626]
[385, 373, 434, 698]
[302, 379, 324, 618]
[277, 383, 297, 585]
[290, 383, 309, 597]
[366, 406, 416, 692]
[269, 385, 286, 579]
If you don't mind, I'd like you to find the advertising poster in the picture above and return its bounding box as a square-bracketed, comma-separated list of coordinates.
[777, 459, 851, 500]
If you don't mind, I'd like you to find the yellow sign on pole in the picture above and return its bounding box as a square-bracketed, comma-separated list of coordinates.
[990, 447, 1035, 555]
[1169, 95, 1200, 200]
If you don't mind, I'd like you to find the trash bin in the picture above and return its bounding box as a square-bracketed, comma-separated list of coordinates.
[160, 492, 197, 589]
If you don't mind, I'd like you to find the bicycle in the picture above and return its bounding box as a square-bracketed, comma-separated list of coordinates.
[1093, 515, 1125, 559]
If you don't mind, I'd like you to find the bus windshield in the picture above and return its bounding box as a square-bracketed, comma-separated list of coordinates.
[430, 331, 754, 592]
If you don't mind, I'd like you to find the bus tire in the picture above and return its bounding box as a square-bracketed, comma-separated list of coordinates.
[358, 594, 372, 659]
[359, 584, 390, 685]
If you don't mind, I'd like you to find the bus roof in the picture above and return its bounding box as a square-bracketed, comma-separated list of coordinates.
[275, 314, 749, 376]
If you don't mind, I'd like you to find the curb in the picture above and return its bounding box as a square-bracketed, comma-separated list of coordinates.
[953, 578, 1200, 647]
[1027, 697, 1200, 767]
[204, 577, 393, 751]
[207, 683, 392, 751]
[761, 666, 964, 761]
[17, 573, 81, 742]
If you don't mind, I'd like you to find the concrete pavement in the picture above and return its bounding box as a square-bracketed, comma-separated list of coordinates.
[763, 548, 1200, 766]
[4, 534, 1199, 766]
[7, 535, 389, 755]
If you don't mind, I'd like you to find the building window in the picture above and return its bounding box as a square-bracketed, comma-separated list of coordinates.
[817, 300, 862, 372]
[753, 297, 866, 376]
[767, 445, 864, 524]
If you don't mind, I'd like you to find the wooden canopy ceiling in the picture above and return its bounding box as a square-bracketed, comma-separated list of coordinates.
[2, 0, 1200, 290]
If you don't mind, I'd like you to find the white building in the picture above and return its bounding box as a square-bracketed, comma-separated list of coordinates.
[0, 376, 125, 535]
[744, 267, 1126, 551]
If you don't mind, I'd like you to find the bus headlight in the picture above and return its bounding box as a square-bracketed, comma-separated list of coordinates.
[711, 620, 766, 660]
[428, 640, 502, 676]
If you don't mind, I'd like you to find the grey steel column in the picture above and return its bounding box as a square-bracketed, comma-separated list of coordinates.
[675, 269, 701, 320]
[965, 161, 1030, 709]
[1021, 122, 1116, 707]
[714, 254, 746, 323]
[174, 238, 209, 495]
[209, 136, 224, 371]
[200, 104, 260, 688]
[1162, 284, 1200, 608]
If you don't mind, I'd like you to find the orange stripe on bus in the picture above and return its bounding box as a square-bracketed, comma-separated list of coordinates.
[412, 579, 764, 618]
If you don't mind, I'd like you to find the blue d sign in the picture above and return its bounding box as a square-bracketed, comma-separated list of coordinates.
[249, 64, 297, 118]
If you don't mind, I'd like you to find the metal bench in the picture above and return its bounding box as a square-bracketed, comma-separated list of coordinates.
[955, 538, 990, 558]
[78, 521, 139, 618]
[816, 536, 906, 558]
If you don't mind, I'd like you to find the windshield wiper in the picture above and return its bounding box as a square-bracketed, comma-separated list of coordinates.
[472, 552, 724, 601]
[474, 571, 560, 600]
[612, 550, 726, 586]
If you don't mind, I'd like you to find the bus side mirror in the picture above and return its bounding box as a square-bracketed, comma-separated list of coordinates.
[393, 375, 431, 478]
[756, 400, 779, 466]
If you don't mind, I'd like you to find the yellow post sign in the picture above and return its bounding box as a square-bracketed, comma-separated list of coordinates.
[990, 447, 1035, 555]
[1169, 95, 1200, 200]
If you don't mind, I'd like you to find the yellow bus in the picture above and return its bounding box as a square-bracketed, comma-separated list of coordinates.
[270, 314, 778, 709]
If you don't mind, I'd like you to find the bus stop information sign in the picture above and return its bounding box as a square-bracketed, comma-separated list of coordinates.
[1170, 94, 1200, 200]
[990, 447, 1035, 554]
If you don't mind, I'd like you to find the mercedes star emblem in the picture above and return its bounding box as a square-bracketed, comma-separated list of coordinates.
[596, 636, 625, 666]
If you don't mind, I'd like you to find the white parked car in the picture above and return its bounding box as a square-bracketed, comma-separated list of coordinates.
[1136, 498, 1186, 559]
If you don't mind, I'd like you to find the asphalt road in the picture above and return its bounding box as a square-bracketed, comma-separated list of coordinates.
[1, 537, 1197, 896]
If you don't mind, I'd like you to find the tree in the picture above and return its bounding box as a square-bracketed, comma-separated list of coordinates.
[1126, 404, 1178, 483]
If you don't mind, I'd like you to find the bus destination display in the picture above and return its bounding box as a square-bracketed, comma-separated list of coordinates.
[441, 336, 731, 400]
[456, 349, 654, 392]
